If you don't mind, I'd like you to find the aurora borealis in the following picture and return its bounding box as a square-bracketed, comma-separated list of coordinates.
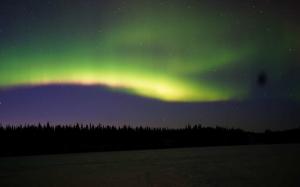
[0, 0, 299, 129]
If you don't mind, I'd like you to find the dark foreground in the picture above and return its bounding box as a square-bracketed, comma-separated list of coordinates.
[0, 144, 299, 187]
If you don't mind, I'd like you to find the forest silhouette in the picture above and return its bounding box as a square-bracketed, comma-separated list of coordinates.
[0, 123, 299, 156]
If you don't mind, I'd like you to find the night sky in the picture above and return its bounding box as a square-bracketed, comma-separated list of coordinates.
[0, 0, 299, 131]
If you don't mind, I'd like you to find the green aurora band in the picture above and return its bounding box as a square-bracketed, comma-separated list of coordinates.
[0, 1, 298, 101]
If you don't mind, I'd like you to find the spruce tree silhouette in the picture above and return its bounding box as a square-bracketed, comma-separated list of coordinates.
[0, 123, 299, 156]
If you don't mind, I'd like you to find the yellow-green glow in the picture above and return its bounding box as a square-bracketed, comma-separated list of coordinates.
[0, 53, 236, 101]
[0, 0, 295, 101]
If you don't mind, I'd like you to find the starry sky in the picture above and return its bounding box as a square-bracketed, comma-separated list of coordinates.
[0, 0, 299, 130]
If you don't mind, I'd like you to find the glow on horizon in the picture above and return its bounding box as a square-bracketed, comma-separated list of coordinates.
[0, 68, 236, 102]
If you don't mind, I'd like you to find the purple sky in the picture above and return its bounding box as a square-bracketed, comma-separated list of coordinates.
[0, 85, 299, 131]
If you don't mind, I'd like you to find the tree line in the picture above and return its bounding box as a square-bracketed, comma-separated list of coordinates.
[0, 123, 299, 156]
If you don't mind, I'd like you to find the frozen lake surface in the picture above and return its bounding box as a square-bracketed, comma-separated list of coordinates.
[1, 144, 300, 187]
